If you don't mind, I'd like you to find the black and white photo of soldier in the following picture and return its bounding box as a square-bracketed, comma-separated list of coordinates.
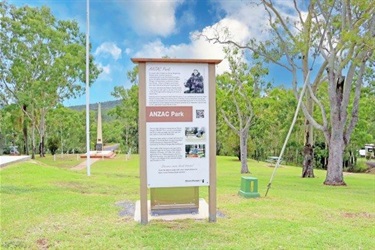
[184, 69, 204, 93]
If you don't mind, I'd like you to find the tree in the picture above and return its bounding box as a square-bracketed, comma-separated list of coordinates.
[254, 87, 303, 164]
[111, 66, 139, 153]
[217, 46, 268, 173]
[47, 136, 59, 155]
[0, 2, 100, 158]
[46, 105, 88, 154]
[0, 105, 21, 151]
[300, 1, 374, 184]
[202, 0, 375, 185]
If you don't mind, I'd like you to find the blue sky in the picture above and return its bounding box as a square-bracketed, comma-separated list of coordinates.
[9, 0, 297, 106]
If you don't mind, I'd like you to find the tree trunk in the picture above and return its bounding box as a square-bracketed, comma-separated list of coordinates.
[240, 130, 249, 173]
[39, 135, 45, 157]
[324, 73, 347, 185]
[302, 116, 315, 177]
[31, 122, 36, 159]
[324, 133, 346, 185]
[39, 112, 46, 157]
[302, 143, 314, 177]
[22, 104, 29, 155]
[301, 55, 315, 178]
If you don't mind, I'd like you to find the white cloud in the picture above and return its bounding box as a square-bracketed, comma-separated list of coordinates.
[97, 63, 112, 81]
[133, 17, 253, 74]
[180, 10, 195, 27]
[125, 48, 132, 55]
[122, 0, 184, 37]
[94, 42, 122, 61]
[132, 1, 304, 74]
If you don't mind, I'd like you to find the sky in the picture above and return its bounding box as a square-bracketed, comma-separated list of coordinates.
[9, 0, 300, 106]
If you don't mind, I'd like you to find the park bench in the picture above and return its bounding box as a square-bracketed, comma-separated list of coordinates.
[265, 156, 283, 166]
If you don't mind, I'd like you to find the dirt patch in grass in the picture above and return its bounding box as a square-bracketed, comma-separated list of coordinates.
[116, 200, 135, 217]
[54, 181, 92, 194]
[216, 210, 226, 218]
[342, 212, 374, 218]
[365, 161, 375, 174]
[36, 238, 49, 249]
[165, 221, 192, 230]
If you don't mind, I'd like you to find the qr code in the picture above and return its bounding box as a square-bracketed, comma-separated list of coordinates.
[196, 110, 204, 118]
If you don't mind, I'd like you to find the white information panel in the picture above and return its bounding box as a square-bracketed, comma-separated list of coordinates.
[146, 62, 209, 188]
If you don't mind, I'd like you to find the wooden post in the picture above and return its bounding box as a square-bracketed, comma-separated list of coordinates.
[208, 63, 217, 222]
[138, 62, 148, 224]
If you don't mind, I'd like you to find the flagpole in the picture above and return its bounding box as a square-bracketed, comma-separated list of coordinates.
[85, 0, 91, 176]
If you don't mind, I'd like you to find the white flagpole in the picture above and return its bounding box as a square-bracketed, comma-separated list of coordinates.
[85, 0, 91, 176]
[265, 70, 311, 197]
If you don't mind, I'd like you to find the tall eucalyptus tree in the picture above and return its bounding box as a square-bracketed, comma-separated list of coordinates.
[201, 0, 375, 185]
[0, 2, 100, 158]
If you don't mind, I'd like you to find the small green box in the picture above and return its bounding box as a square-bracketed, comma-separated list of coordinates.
[238, 176, 260, 198]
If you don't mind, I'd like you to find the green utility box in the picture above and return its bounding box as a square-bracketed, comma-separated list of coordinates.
[238, 176, 260, 198]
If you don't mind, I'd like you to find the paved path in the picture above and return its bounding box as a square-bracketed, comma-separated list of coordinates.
[0, 155, 31, 168]
[71, 158, 100, 170]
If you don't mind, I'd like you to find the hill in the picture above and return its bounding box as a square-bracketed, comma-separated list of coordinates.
[68, 100, 122, 122]
[68, 100, 122, 111]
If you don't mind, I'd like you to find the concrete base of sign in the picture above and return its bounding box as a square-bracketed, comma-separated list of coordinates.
[134, 198, 209, 222]
[80, 150, 115, 159]
[0, 155, 31, 168]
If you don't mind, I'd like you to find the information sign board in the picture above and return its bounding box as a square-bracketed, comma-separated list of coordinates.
[146, 63, 209, 187]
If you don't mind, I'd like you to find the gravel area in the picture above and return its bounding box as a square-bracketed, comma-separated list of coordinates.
[116, 201, 135, 217]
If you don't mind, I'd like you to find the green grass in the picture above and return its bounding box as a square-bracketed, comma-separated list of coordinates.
[37, 154, 86, 169]
[1, 155, 374, 249]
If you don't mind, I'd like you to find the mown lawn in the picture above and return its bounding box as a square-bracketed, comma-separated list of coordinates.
[1, 155, 374, 249]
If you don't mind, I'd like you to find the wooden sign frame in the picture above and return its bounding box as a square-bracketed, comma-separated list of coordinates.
[132, 58, 221, 224]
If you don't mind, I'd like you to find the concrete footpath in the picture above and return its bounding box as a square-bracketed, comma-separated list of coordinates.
[71, 158, 100, 170]
[0, 155, 32, 168]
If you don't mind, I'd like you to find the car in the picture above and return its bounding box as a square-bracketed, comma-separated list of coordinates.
[9, 146, 20, 155]
[359, 149, 366, 157]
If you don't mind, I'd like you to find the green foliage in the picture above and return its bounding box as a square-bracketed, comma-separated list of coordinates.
[0, 2, 100, 157]
[216, 46, 271, 169]
[352, 158, 371, 173]
[110, 66, 139, 153]
[251, 87, 304, 162]
[0, 2, 100, 104]
[47, 136, 59, 155]
[46, 105, 88, 153]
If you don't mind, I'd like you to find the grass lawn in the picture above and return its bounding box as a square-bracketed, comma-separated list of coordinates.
[1, 155, 374, 249]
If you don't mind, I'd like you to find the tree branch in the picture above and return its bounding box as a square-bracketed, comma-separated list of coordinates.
[221, 109, 239, 134]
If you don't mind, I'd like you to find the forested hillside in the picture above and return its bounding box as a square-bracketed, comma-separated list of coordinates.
[68, 100, 121, 112]
[68, 100, 121, 122]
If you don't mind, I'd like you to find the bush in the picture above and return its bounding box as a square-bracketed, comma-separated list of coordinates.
[348, 158, 369, 173]
[47, 137, 59, 155]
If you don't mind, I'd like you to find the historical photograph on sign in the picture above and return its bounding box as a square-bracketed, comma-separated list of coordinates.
[185, 127, 205, 142]
[185, 144, 205, 158]
[184, 69, 204, 94]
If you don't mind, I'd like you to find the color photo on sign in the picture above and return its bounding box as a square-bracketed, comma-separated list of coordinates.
[185, 127, 205, 141]
[185, 144, 205, 158]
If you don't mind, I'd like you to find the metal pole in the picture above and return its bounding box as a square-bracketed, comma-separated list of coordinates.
[85, 0, 91, 176]
[265, 70, 311, 197]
